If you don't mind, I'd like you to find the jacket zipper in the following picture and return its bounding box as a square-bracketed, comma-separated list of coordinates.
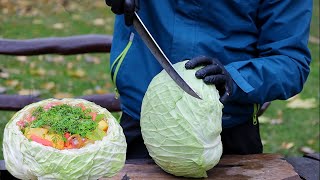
[253, 103, 260, 125]
[110, 33, 135, 99]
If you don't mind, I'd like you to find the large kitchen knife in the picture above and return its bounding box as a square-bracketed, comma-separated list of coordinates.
[132, 12, 201, 99]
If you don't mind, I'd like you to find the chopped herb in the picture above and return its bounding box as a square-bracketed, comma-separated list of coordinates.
[30, 104, 98, 137]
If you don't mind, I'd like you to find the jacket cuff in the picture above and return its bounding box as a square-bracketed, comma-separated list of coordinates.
[225, 64, 253, 101]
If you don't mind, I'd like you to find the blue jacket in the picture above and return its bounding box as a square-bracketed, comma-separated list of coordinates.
[110, 0, 312, 128]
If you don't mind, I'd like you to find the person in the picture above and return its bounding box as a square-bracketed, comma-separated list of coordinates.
[104, 0, 312, 159]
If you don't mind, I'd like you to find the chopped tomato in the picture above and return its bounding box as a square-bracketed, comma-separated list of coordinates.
[76, 103, 86, 111]
[30, 134, 53, 147]
[16, 120, 26, 128]
[90, 112, 97, 121]
[43, 102, 62, 111]
[25, 115, 36, 123]
[66, 134, 84, 149]
[64, 132, 71, 139]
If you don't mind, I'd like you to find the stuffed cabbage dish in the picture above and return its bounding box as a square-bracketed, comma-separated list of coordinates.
[17, 101, 109, 150]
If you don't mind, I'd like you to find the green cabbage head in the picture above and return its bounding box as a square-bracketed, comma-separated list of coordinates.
[3, 98, 126, 180]
[141, 60, 223, 178]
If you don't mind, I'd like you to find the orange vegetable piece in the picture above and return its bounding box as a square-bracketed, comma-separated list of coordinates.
[30, 135, 53, 147]
[44, 134, 64, 150]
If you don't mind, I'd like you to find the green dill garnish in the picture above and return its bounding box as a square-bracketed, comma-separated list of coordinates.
[30, 104, 98, 137]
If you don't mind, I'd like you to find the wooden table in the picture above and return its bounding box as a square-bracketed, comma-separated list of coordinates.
[286, 153, 320, 180]
[2, 153, 317, 180]
[103, 154, 300, 180]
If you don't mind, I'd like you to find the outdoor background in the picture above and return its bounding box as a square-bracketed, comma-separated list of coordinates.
[0, 0, 319, 159]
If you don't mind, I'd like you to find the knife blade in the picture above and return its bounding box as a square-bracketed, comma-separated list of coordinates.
[132, 12, 201, 99]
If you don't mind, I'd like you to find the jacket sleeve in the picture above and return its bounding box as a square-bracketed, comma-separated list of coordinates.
[224, 0, 312, 104]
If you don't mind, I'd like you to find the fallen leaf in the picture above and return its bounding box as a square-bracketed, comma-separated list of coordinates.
[42, 82, 56, 90]
[52, 23, 64, 29]
[270, 110, 283, 125]
[93, 18, 105, 26]
[287, 95, 299, 101]
[307, 139, 315, 145]
[105, 26, 112, 31]
[93, 1, 105, 8]
[54, 92, 73, 99]
[105, 17, 113, 24]
[270, 119, 283, 125]
[67, 62, 74, 69]
[281, 142, 295, 150]
[261, 140, 267, 146]
[83, 89, 94, 95]
[46, 70, 57, 76]
[0, 86, 7, 94]
[105, 82, 113, 89]
[76, 55, 82, 61]
[68, 69, 86, 78]
[16, 56, 27, 62]
[2, 8, 9, 14]
[85, 55, 101, 64]
[286, 95, 317, 109]
[45, 56, 64, 63]
[67, 2, 79, 11]
[5, 80, 20, 87]
[30, 67, 46, 76]
[72, 14, 81, 20]
[6, 68, 21, 74]
[38, 55, 44, 61]
[299, 146, 315, 154]
[311, 120, 319, 125]
[32, 19, 42, 24]
[309, 36, 320, 45]
[18, 89, 41, 97]
[52, 56, 65, 63]
[0, 72, 9, 79]
[95, 86, 108, 94]
[29, 62, 36, 69]
[257, 116, 270, 124]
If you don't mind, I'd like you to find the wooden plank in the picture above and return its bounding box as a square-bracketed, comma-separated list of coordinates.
[0, 154, 300, 179]
[304, 153, 320, 161]
[0, 95, 40, 111]
[0, 34, 112, 55]
[286, 154, 320, 180]
[104, 154, 300, 180]
[0, 160, 5, 171]
[0, 94, 121, 112]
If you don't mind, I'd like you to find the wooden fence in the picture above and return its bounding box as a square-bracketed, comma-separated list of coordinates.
[0, 34, 121, 112]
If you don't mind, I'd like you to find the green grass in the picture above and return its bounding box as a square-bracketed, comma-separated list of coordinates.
[0, 0, 319, 160]
[260, 1, 320, 157]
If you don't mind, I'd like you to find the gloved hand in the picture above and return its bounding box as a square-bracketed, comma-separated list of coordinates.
[105, 0, 136, 26]
[185, 56, 233, 103]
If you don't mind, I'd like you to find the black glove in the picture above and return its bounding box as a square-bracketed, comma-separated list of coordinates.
[185, 56, 233, 103]
[105, 0, 136, 26]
